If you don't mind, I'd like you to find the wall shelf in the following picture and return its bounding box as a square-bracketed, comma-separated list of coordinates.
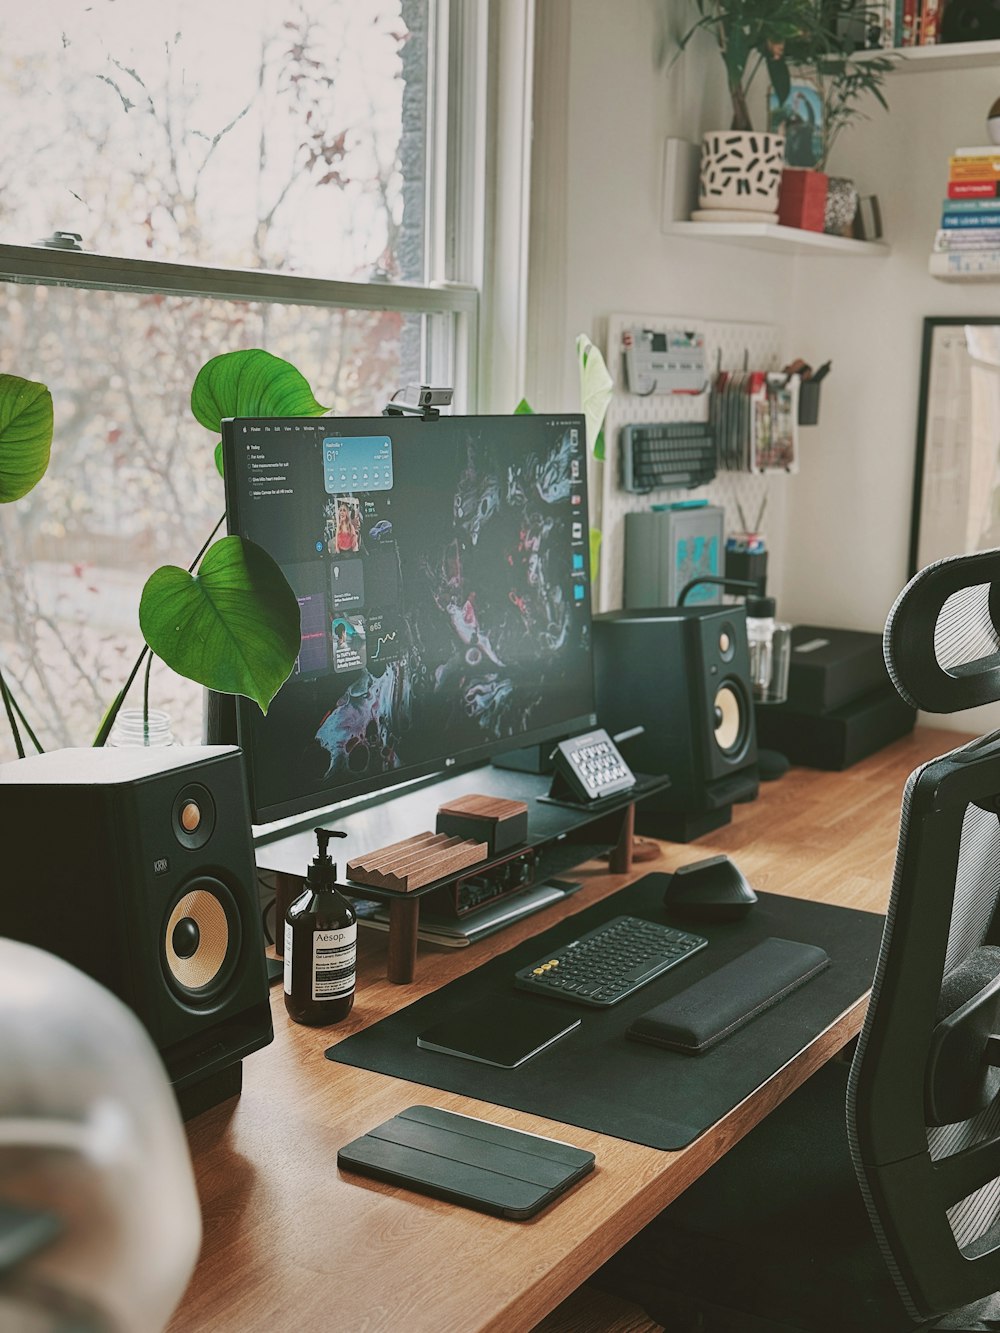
[858, 39, 1000, 72]
[928, 268, 1000, 283]
[664, 221, 890, 258]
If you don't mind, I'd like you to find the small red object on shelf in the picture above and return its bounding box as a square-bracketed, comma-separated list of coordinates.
[778, 168, 829, 233]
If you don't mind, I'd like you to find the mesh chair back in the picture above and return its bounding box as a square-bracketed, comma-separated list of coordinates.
[849, 550, 1000, 1320]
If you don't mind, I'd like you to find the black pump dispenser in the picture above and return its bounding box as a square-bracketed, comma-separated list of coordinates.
[283, 827, 356, 1027]
[308, 827, 347, 889]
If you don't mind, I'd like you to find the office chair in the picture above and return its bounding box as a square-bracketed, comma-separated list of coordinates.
[595, 549, 1000, 1332]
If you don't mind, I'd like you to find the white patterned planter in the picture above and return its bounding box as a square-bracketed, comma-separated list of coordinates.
[698, 131, 786, 213]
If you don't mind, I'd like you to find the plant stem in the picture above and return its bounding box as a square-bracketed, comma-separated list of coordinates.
[94, 511, 227, 746]
[0, 665, 25, 759]
[143, 651, 153, 743]
[7, 681, 44, 754]
[190, 512, 227, 571]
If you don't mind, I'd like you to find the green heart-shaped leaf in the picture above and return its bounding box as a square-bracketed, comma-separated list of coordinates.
[139, 536, 301, 714]
[191, 349, 327, 435]
[0, 374, 53, 502]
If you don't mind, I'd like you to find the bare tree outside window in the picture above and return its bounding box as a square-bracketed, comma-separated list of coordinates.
[0, 0, 436, 761]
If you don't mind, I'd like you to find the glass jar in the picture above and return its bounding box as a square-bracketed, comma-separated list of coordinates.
[107, 708, 175, 747]
[746, 597, 792, 705]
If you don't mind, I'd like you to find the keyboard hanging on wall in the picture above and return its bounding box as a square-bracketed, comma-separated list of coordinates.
[620, 421, 716, 494]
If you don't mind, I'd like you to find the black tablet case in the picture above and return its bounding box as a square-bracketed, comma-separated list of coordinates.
[338, 1104, 595, 1219]
[327, 877, 885, 1151]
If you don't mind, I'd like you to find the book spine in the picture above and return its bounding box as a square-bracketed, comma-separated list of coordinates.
[942, 198, 1000, 212]
[894, 0, 905, 44]
[867, 0, 894, 46]
[920, 0, 940, 43]
[934, 230, 1000, 250]
[950, 167, 1000, 182]
[948, 180, 1000, 198]
[930, 251, 1000, 275]
[901, 0, 917, 44]
[942, 212, 1000, 228]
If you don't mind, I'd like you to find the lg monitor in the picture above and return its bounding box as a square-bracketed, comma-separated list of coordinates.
[221, 412, 596, 824]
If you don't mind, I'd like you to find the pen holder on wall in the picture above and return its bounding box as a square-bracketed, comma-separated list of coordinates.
[798, 379, 821, 427]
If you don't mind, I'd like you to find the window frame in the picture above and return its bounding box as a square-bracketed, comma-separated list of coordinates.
[0, 0, 503, 411]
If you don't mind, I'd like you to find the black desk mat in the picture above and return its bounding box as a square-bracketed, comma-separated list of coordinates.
[327, 876, 885, 1150]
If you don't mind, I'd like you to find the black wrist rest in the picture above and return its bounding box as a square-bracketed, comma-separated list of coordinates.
[625, 937, 832, 1055]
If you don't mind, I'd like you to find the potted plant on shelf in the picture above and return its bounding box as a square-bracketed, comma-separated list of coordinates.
[0, 349, 313, 759]
[674, 0, 817, 221]
[775, 7, 894, 234]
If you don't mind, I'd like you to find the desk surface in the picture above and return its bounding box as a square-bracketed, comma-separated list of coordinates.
[168, 728, 961, 1333]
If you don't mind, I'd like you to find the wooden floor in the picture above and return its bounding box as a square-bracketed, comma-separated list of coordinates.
[534, 1284, 663, 1333]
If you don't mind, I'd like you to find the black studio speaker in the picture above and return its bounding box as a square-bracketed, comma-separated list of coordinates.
[593, 607, 759, 841]
[0, 744, 272, 1118]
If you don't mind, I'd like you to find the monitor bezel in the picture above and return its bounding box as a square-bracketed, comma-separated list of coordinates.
[222, 412, 598, 826]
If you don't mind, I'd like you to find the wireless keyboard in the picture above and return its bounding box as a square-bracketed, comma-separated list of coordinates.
[621, 421, 716, 494]
[514, 915, 708, 1008]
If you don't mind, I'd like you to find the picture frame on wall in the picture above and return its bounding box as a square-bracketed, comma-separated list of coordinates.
[768, 81, 823, 169]
[909, 316, 1000, 577]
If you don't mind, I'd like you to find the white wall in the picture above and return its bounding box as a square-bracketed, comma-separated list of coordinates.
[529, 4, 1000, 730]
[781, 65, 1000, 731]
[526, 0, 805, 614]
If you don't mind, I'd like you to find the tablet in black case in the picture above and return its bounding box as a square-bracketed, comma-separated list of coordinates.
[416, 995, 581, 1067]
[338, 1104, 596, 1219]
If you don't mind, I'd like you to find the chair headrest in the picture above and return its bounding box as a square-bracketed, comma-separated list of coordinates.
[884, 550, 1000, 712]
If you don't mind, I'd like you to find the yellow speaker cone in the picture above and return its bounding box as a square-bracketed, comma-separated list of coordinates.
[714, 684, 743, 754]
[165, 889, 230, 993]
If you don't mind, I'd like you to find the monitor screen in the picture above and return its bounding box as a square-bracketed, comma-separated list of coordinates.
[222, 413, 596, 823]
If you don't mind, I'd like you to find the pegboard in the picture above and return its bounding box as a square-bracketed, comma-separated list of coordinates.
[596, 313, 782, 611]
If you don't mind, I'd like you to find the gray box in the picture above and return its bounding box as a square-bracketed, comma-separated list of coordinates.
[625, 505, 725, 609]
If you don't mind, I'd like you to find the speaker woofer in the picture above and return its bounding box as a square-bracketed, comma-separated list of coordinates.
[713, 683, 748, 758]
[163, 877, 241, 1003]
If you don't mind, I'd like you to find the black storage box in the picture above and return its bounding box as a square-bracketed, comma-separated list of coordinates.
[755, 683, 916, 771]
[435, 794, 529, 857]
[785, 626, 889, 714]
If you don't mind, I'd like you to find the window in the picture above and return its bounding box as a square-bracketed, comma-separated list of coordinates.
[0, 0, 487, 759]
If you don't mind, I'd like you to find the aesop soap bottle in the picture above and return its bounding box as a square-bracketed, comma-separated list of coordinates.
[284, 828, 357, 1026]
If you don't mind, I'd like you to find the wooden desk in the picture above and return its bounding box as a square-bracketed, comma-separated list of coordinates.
[168, 728, 959, 1333]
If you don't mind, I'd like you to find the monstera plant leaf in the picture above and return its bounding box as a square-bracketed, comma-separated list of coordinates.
[191, 349, 327, 476]
[139, 536, 301, 714]
[0, 374, 53, 502]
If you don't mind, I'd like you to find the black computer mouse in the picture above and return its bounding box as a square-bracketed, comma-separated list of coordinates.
[661, 855, 758, 922]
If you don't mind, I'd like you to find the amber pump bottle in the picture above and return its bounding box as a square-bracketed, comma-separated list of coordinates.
[284, 828, 357, 1026]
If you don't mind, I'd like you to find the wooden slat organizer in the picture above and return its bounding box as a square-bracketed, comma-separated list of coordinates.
[347, 831, 488, 893]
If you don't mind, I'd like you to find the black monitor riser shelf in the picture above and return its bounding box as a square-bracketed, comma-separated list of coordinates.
[255, 765, 669, 984]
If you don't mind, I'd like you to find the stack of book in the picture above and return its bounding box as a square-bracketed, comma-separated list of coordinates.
[929, 147, 1000, 278]
[867, 0, 942, 47]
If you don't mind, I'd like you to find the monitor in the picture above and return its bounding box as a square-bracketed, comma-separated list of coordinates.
[221, 413, 597, 824]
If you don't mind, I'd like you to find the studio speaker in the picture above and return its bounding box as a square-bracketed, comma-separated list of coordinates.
[593, 607, 759, 840]
[0, 744, 272, 1118]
